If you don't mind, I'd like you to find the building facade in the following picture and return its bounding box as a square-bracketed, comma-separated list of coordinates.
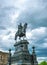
[0, 51, 9, 65]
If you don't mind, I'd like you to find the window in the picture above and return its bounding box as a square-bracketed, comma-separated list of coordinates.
[0, 55, 2, 61]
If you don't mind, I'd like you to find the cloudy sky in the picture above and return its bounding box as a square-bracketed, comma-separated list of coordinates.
[0, 0, 47, 63]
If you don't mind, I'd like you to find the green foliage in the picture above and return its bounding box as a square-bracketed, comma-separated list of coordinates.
[39, 61, 47, 65]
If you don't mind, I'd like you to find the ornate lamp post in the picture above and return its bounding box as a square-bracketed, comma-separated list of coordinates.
[9, 49, 11, 65]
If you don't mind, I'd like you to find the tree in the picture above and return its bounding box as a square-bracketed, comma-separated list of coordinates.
[39, 61, 47, 65]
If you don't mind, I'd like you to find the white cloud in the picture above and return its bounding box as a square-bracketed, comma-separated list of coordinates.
[0, 0, 47, 63]
[42, 43, 47, 48]
[37, 57, 47, 63]
[9, 10, 20, 23]
[31, 27, 47, 40]
[26, 27, 47, 42]
[0, 28, 16, 51]
[27, 27, 47, 55]
[26, 30, 32, 40]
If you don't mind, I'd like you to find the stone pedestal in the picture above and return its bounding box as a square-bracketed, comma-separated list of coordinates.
[11, 40, 31, 65]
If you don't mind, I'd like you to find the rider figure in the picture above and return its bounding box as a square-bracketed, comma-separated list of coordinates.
[18, 23, 22, 35]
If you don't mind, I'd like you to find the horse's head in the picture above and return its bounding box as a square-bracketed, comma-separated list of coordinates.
[24, 23, 27, 29]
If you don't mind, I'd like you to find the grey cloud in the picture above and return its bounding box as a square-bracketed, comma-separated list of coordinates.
[36, 48, 47, 57]
[15, 0, 47, 29]
[16, 9, 47, 29]
[0, 0, 47, 62]
[0, 26, 6, 30]
[0, 38, 14, 51]
[0, 7, 17, 29]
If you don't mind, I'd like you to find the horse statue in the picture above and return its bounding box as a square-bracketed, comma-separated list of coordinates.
[15, 23, 27, 40]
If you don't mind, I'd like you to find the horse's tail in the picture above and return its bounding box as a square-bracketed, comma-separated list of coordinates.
[15, 32, 18, 40]
[15, 34, 17, 40]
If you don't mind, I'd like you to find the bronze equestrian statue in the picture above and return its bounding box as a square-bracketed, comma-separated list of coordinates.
[15, 23, 27, 40]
